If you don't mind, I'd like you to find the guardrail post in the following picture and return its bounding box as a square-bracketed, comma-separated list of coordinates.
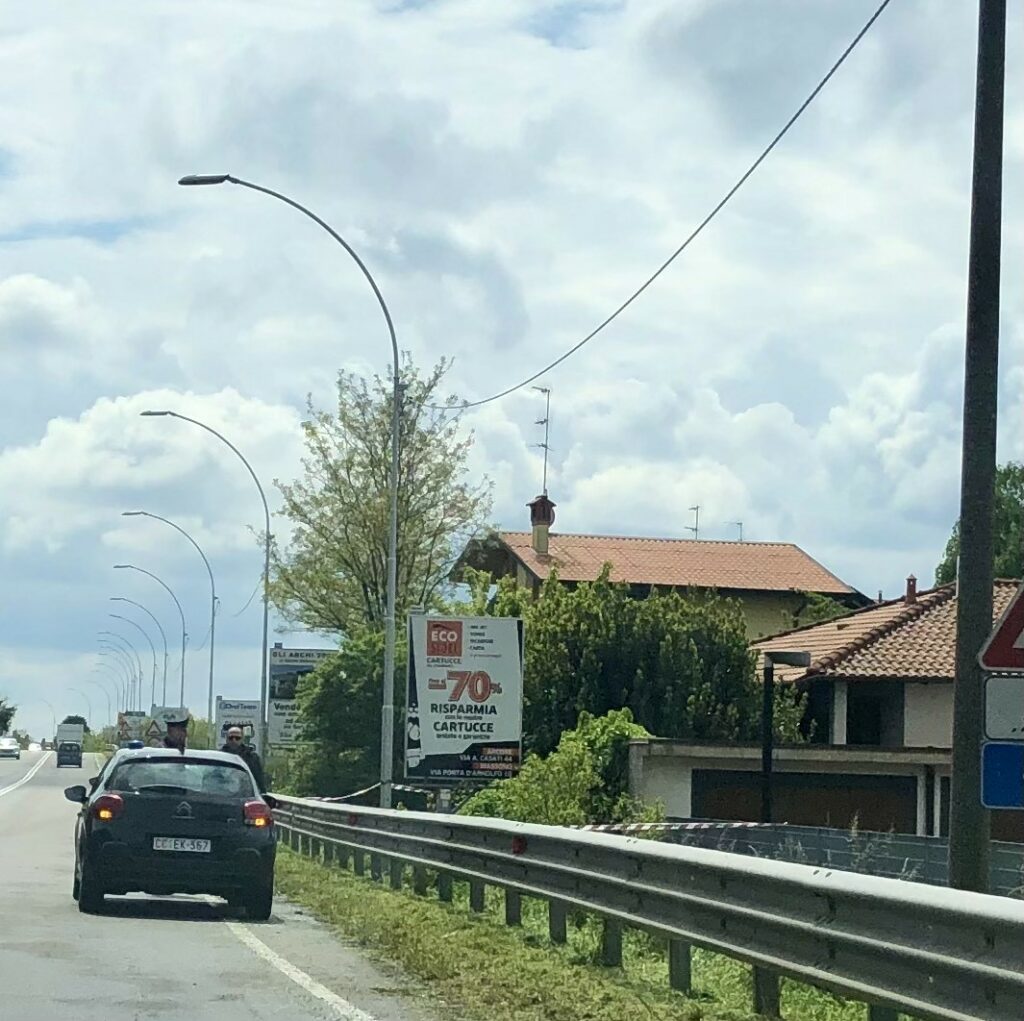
[390, 860, 404, 890]
[288, 828, 298, 851]
[752, 967, 781, 1018]
[469, 879, 486, 913]
[370, 854, 383, 881]
[548, 900, 567, 944]
[336, 844, 350, 870]
[867, 1006, 899, 1021]
[601, 918, 623, 968]
[413, 865, 428, 896]
[312, 837, 322, 861]
[353, 849, 365, 876]
[505, 889, 522, 926]
[668, 939, 692, 993]
[437, 872, 453, 902]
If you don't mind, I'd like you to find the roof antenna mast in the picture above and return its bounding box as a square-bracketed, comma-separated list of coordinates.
[532, 386, 552, 496]
[729, 520, 744, 542]
[686, 505, 700, 540]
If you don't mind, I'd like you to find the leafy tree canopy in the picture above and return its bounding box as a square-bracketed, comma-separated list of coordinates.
[270, 357, 492, 636]
[61, 714, 90, 735]
[936, 461, 1024, 584]
[0, 697, 15, 735]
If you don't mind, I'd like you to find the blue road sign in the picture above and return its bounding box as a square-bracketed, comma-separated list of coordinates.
[981, 742, 1024, 809]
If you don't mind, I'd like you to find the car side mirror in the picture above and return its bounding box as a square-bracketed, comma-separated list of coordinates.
[64, 785, 88, 804]
[88, 776, 99, 786]
[262, 794, 278, 809]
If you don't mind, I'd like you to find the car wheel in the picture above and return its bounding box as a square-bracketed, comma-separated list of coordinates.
[77, 859, 105, 914]
[245, 873, 274, 921]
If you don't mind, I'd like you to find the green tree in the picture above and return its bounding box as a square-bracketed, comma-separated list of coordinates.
[270, 357, 492, 636]
[488, 568, 805, 757]
[61, 714, 90, 735]
[276, 627, 405, 797]
[0, 697, 15, 735]
[459, 709, 661, 825]
[936, 461, 1024, 584]
[788, 591, 849, 630]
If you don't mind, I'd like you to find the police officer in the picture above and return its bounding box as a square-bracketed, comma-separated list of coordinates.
[221, 726, 265, 791]
[162, 710, 190, 753]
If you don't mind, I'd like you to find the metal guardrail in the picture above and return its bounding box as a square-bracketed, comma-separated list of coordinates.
[272, 795, 1024, 1021]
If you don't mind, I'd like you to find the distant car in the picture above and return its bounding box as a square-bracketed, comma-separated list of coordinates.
[0, 736, 21, 760]
[65, 748, 276, 918]
[28, 742, 41, 752]
[56, 742, 83, 767]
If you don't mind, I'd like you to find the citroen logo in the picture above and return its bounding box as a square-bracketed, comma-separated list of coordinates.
[174, 801, 193, 819]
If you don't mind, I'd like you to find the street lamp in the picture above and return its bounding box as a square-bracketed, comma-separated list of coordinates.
[760, 649, 812, 823]
[97, 648, 133, 701]
[110, 611, 159, 712]
[39, 699, 57, 741]
[110, 597, 168, 704]
[86, 680, 113, 729]
[114, 564, 187, 707]
[123, 511, 217, 736]
[140, 410, 269, 757]
[93, 663, 126, 713]
[179, 173, 401, 806]
[68, 687, 93, 729]
[98, 643, 139, 709]
[98, 632, 144, 708]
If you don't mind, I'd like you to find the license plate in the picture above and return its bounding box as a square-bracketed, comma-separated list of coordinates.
[152, 837, 211, 853]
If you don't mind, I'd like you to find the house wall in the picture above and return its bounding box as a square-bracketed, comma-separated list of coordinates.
[729, 590, 805, 640]
[903, 682, 953, 748]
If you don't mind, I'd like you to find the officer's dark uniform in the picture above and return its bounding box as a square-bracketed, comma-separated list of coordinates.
[162, 710, 190, 753]
[222, 738, 266, 791]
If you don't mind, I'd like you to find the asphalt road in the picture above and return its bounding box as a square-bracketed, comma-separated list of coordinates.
[0, 751, 436, 1021]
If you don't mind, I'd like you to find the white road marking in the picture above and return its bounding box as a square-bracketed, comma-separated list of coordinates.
[225, 920, 378, 1021]
[0, 752, 52, 798]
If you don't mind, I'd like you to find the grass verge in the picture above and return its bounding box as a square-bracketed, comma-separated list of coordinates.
[275, 847, 893, 1021]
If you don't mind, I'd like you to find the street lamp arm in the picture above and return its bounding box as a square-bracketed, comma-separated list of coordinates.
[222, 176, 399, 367]
[122, 511, 216, 592]
[113, 565, 187, 636]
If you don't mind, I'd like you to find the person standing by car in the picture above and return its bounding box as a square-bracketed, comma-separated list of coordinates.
[162, 710, 190, 754]
[221, 726, 266, 791]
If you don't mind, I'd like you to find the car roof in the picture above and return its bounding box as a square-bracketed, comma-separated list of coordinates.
[112, 748, 247, 765]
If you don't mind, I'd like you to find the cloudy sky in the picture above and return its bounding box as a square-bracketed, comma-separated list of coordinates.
[1, 0, 1021, 738]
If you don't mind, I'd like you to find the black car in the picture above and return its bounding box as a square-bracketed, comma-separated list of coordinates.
[57, 742, 83, 767]
[65, 748, 276, 918]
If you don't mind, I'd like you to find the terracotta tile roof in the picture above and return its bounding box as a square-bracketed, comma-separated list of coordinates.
[497, 531, 857, 595]
[753, 579, 1021, 683]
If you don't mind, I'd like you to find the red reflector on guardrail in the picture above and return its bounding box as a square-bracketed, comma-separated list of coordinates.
[511, 836, 527, 855]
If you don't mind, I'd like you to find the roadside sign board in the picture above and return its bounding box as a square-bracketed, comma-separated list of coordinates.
[117, 711, 146, 742]
[214, 697, 262, 750]
[978, 581, 1024, 671]
[981, 742, 1024, 809]
[405, 615, 524, 783]
[267, 646, 333, 747]
[985, 676, 1024, 740]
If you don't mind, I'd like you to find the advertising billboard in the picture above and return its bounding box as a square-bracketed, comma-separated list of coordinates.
[214, 697, 262, 750]
[405, 615, 524, 782]
[268, 646, 334, 747]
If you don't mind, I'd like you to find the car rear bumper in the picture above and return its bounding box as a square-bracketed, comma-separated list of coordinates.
[89, 838, 275, 896]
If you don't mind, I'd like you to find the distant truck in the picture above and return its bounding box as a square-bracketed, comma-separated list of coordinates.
[55, 723, 85, 768]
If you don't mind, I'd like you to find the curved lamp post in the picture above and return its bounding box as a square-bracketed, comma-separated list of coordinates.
[139, 409, 269, 756]
[86, 679, 113, 729]
[179, 173, 401, 805]
[123, 511, 217, 734]
[93, 663, 126, 713]
[98, 632, 144, 707]
[98, 642, 139, 708]
[110, 611, 159, 712]
[114, 564, 187, 707]
[39, 699, 57, 741]
[110, 597, 168, 704]
[67, 687, 93, 729]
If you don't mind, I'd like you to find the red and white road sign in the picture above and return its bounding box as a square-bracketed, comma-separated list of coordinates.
[979, 581, 1024, 671]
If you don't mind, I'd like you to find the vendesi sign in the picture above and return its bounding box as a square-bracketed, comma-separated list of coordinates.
[214, 697, 262, 750]
[268, 646, 334, 747]
[405, 615, 524, 782]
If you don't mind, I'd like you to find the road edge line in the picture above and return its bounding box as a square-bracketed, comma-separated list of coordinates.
[224, 919, 378, 1021]
[0, 752, 53, 798]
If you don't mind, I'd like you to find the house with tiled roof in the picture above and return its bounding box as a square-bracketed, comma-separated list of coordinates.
[456, 495, 868, 639]
[627, 576, 1024, 841]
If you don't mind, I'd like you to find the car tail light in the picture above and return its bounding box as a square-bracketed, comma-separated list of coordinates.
[244, 800, 273, 828]
[92, 794, 124, 822]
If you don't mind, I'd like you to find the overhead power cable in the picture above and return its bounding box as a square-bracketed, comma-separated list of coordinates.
[448, 0, 894, 410]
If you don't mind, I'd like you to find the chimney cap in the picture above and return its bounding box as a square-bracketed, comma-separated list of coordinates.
[905, 574, 918, 604]
[528, 494, 556, 528]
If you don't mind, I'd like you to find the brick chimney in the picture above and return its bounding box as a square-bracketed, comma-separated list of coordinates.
[905, 574, 917, 604]
[527, 494, 556, 555]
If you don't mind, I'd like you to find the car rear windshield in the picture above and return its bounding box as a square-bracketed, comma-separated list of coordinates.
[0, 738, 17, 746]
[107, 760, 255, 798]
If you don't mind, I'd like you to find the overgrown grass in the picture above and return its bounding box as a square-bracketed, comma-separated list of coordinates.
[274, 847, 890, 1021]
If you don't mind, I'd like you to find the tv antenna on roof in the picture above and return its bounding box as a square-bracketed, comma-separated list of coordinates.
[728, 520, 744, 542]
[686, 505, 700, 540]
[532, 386, 552, 496]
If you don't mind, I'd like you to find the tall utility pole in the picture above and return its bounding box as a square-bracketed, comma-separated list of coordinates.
[949, 0, 1005, 893]
[533, 386, 552, 495]
[686, 506, 700, 540]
